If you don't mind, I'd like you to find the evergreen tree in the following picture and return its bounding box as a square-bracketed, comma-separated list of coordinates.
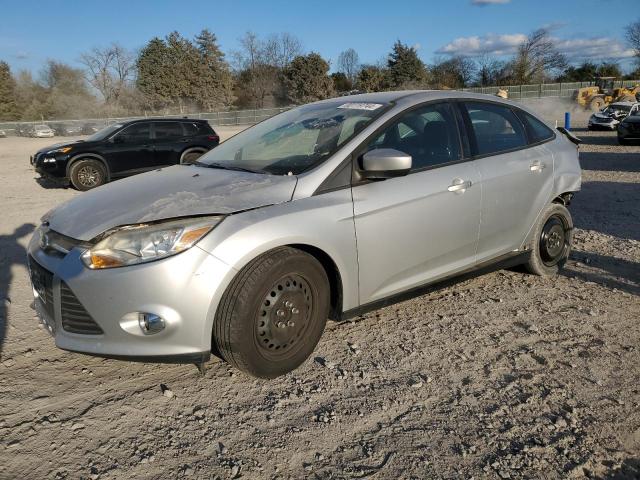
[283, 53, 334, 104]
[387, 41, 426, 87]
[0, 61, 20, 120]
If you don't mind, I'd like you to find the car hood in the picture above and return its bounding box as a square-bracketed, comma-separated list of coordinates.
[592, 113, 615, 120]
[43, 165, 298, 241]
[35, 140, 88, 155]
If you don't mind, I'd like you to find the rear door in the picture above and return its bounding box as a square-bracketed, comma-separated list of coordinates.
[104, 122, 155, 175]
[153, 121, 188, 166]
[353, 102, 482, 304]
[459, 101, 555, 262]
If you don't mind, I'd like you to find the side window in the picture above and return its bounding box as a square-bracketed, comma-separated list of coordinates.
[154, 122, 184, 140]
[117, 123, 151, 144]
[517, 110, 555, 144]
[366, 103, 461, 170]
[183, 122, 199, 136]
[463, 102, 527, 156]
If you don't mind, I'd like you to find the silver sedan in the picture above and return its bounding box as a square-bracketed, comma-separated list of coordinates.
[28, 91, 581, 378]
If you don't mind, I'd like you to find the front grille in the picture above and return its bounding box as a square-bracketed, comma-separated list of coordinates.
[28, 256, 54, 318]
[60, 282, 103, 335]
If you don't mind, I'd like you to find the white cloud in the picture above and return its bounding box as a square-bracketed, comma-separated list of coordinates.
[471, 0, 511, 5]
[436, 33, 636, 60]
[555, 37, 636, 60]
[436, 33, 526, 56]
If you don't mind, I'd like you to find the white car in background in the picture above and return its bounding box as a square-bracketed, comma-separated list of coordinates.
[588, 102, 639, 130]
[33, 124, 55, 138]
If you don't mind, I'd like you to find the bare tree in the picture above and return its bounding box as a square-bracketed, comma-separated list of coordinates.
[263, 32, 303, 69]
[511, 29, 567, 84]
[626, 19, 640, 64]
[431, 56, 476, 88]
[79, 44, 135, 104]
[337, 48, 360, 85]
[475, 53, 508, 86]
[233, 32, 280, 108]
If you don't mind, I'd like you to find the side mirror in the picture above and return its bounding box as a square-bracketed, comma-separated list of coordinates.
[361, 148, 411, 179]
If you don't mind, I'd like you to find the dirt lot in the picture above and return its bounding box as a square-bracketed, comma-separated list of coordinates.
[0, 121, 639, 480]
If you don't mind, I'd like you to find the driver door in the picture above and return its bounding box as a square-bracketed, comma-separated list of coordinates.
[352, 102, 482, 304]
[105, 122, 155, 175]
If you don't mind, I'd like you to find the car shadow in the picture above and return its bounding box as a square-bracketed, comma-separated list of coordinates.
[35, 176, 69, 190]
[579, 152, 640, 173]
[597, 457, 640, 479]
[565, 251, 640, 296]
[579, 134, 620, 146]
[571, 181, 640, 241]
[0, 223, 36, 359]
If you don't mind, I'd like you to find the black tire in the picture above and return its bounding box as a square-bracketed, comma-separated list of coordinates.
[213, 246, 330, 378]
[525, 203, 573, 276]
[180, 148, 206, 164]
[69, 158, 107, 191]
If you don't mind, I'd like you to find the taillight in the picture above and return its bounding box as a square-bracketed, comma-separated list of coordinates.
[208, 135, 219, 142]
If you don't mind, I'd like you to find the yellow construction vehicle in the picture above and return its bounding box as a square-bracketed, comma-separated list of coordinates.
[575, 77, 640, 111]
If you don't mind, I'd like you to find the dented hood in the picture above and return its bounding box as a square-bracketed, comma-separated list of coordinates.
[44, 165, 298, 241]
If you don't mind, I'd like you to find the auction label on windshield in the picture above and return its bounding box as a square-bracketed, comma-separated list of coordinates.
[337, 103, 383, 111]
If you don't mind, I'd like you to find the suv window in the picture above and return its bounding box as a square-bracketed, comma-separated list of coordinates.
[463, 102, 527, 156]
[183, 121, 212, 136]
[517, 110, 555, 144]
[117, 122, 151, 144]
[366, 103, 461, 170]
[154, 122, 184, 140]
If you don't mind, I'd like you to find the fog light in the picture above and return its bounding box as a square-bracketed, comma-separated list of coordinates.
[138, 313, 165, 335]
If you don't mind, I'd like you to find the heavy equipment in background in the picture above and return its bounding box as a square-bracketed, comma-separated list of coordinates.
[575, 77, 640, 111]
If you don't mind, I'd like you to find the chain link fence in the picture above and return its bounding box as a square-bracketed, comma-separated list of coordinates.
[1, 79, 638, 137]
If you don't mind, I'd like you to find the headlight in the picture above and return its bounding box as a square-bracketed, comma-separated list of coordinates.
[49, 146, 73, 154]
[81, 216, 223, 269]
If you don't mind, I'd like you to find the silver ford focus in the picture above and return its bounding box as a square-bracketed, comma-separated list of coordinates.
[28, 91, 581, 378]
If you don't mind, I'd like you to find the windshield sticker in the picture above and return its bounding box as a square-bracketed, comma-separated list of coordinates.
[337, 103, 383, 111]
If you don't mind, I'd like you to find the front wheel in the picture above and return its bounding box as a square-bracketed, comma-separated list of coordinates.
[525, 203, 573, 276]
[69, 159, 107, 191]
[213, 247, 330, 378]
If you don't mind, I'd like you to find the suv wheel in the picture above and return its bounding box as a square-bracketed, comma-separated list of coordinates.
[69, 159, 107, 191]
[525, 203, 573, 276]
[213, 247, 330, 378]
[180, 148, 206, 164]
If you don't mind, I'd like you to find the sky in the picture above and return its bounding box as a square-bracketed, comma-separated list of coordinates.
[0, 0, 637, 75]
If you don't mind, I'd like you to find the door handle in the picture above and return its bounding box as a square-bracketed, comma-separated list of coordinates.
[447, 179, 472, 193]
[530, 161, 546, 172]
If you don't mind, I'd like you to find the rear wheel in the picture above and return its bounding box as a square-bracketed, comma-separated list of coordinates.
[525, 203, 573, 276]
[180, 148, 206, 164]
[213, 247, 330, 378]
[69, 159, 107, 191]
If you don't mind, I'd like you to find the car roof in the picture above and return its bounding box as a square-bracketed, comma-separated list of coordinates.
[312, 89, 540, 113]
[609, 102, 638, 107]
[124, 117, 206, 124]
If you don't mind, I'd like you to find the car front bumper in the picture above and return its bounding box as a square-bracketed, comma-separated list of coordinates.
[27, 233, 237, 361]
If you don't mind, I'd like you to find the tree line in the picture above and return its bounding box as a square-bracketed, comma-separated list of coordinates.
[1, 20, 640, 122]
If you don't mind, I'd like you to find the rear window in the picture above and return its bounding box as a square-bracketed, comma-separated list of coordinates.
[463, 102, 527, 156]
[517, 110, 555, 144]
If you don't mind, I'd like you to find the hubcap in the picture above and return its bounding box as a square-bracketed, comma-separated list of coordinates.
[539, 215, 568, 266]
[255, 274, 313, 356]
[77, 166, 100, 187]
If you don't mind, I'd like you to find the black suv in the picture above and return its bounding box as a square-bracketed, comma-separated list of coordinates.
[31, 118, 220, 190]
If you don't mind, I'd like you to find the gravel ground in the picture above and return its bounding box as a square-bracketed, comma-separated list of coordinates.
[0, 122, 639, 480]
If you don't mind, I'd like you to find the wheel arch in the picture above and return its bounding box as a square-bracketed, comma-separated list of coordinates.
[287, 243, 344, 321]
[66, 153, 110, 181]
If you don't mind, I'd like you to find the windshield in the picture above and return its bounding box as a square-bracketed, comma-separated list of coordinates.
[86, 123, 122, 141]
[35, 125, 49, 130]
[197, 101, 389, 175]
